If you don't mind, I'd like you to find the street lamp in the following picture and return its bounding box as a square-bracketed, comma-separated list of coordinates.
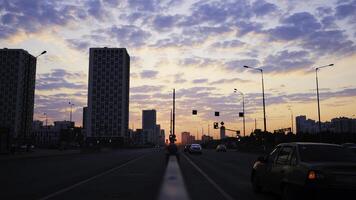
[287, 106, 293, 133]
[36, 51, 47, 58]
[43, 113, 48, 127]
[69, 101, 75, 122]
[234, 89, 245, 137]
[243, 65, 267, 133]
[315, 64, 333, 134]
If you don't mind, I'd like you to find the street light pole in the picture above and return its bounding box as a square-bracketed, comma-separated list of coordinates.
[315, 64, 334, 135]
[234, 89, 245, 137]
[43, 112, 48, 127]
[244, 65, 267, 133]
[287, 106, 293, 133]
[69, 101, 74, 122]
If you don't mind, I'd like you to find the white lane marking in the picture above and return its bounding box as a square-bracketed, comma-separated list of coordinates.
[39, 154, 147, 200]
[159, 156, 190, 200]
[183, 154, 235, 200]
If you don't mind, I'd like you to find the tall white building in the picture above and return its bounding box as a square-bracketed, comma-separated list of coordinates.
[87, 48, 130, 142]
[0, 49, 37, 152]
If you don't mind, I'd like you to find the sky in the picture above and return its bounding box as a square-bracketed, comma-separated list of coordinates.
[1, 0, 356, 142]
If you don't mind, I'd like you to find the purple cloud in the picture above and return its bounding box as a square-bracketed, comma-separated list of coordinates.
[192, 78, 209, 84]
[140, 70, 159, 78]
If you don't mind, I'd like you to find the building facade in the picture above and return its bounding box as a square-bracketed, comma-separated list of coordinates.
[296, 115, 356, 135]
[0, 48, 37, 152]
[87, 48, 130, 143]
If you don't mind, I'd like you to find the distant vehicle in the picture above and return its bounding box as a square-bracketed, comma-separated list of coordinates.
[189, 144, 202, 154]
[342, 143, 356, 154]
[216, 144, 227, 152]
[184, 144, 191, 152]
[251, 143, 356, 199]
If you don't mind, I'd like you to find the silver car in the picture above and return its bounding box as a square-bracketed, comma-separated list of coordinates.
[189, 144, 202, 154]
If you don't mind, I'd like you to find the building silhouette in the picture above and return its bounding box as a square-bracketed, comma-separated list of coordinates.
[87, 47, 130, 144]
[0, 49, 37, 152]
[296, 115, 356, 135]
[142, 110, 156, 130]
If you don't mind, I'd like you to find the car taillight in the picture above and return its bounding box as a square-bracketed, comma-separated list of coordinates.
[308, 171, 317, 180]
[307, 170, 324, 180]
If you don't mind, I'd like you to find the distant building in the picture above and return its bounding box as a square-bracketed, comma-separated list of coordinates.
[201, 134, 213, 143]
[142, 109, 161, 145]
[160, 129, 165, 145]
[296, 115, 317, 134]
[83, 107, 87, 129]
[220, 126, 226, 139]
[32, 120, 76, 147]
[0, 48, 37, 152]
[331, 117, 356, 134]
[142, 110, 156, 130]
[87, 47, 130, 143]
[181, 132, 190, 144]
[296, 115, 356, 135]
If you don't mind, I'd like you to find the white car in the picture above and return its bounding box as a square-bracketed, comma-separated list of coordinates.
[189, 144, 202, 154]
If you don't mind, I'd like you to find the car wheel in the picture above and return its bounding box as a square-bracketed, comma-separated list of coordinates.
[282, 184, 296, 200]
[251, 174, 262, 193]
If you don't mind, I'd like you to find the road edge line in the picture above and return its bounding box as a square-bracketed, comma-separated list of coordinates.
[182, 153, 235, 200]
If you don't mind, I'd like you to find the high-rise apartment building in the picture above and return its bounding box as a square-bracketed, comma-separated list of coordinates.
[0, 48, 37, 152]
[142, 110, 156, 130]
[87, 48, 130, 142]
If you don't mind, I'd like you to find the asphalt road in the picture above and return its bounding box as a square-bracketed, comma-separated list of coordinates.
[0, 148, 166, 200]
[1, 148, 279, 200]
[180, 149, 278, 200]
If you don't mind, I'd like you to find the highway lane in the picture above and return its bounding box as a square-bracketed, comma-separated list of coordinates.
[180, 149, 278, 200]
[0, 148, 166, 200]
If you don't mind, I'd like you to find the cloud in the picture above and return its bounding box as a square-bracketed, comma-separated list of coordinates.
[224, 59, 260, 72]
[36, 69, 86, 91]
[335, 0, 356, 21]
[262, 50, 314, 73]
[179, 57, 218, 68]
[303, 30, 356, 56]
[210, 78, 251, 85]
[268, 12, 321, 40]
[211, 39, 244, 48]
[173, 73, 187, 84]
[153, 14, 181, 31]
[127, 0, 158, 12]
[131, 85, 164, 93]
[94, 25, 152, 47]
[140, 70, 159, 78]
[252, 0, 277, 17]
[267, 11, 356, 56]
[0, 0, 88, 38]
[66, 39, 90, 51]
[192, 78, 209, 84]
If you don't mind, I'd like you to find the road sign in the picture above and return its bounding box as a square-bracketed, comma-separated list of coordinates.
[239, 112, 244, 117]
[215, 111, 219, 116]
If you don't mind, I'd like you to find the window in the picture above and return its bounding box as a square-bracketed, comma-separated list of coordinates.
[275, 146, 293, 165]
[268, 146, 280, 162]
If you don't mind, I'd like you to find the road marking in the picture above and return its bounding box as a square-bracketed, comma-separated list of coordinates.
[39, 154, 147, 200]
[159, 156, 190, 200]
[183, 154, 235, 200]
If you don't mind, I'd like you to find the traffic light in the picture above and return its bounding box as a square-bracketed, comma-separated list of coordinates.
[192, 110, 197, 115]
[213, 122, 219, 129]
[215, 111, 219, 116]
[239, 112, 244, 117]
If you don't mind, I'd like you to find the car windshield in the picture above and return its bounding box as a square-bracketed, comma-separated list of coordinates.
[299, 144, 356, 162]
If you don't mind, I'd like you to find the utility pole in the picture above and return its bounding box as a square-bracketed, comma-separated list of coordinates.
[69, 101, 74, 122]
